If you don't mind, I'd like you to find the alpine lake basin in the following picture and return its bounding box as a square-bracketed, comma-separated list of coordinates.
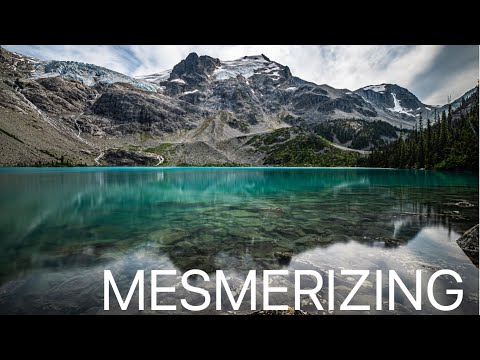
[0, 167, 478, 315]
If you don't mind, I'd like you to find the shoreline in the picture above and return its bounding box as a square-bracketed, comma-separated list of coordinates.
[0, 166, 477, 175]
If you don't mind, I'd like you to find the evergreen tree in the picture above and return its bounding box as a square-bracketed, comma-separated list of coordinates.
[417, 113, 424, 168]
[426, 116, 432, 168]
[440, 110, 447, 157]
[398, 126, 404, 167]
[447, 101, 452, 128]
[360, 89, 478, 171]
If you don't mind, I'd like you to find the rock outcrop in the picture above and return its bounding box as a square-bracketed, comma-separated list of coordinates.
[456, 224, 479, 266]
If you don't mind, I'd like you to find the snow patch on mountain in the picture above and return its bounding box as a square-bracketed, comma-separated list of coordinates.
[363, 84, 386, 93]
[213, 55, 279, 81]
[387, 93, 415, 117]
[183, 89, 199, 95]
[359, 95, 373, 105]
[135, 69, 172, 84]
[32, 60, 160, 92]
[170, 78, 186, 84]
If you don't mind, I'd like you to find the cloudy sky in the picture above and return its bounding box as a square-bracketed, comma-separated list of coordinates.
[4, 45, 478, 105]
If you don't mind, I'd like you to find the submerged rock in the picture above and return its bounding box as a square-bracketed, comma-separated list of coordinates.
[377, 237, 403, 248]
[148, 228, 190, 244]
[227, 210, 258, 218]
[455, 201, 475, 208]
[261, 207, 286, 214]
[274, 251, 293, 265]
[456, 224, 479, 266]
[227, 228, 255, 239]
[295, 234, 332, 245]
[446, 201, 475, 208]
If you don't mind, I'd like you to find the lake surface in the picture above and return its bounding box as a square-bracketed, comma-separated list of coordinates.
[0, 167, 478, 314]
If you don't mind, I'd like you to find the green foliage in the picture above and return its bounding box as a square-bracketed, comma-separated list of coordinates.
[176, 163, 255, 167]
[246, 127, 291, 146]
[238, 121, 249, 132]
[144, 143, 175, 165]
[361, 88, 479, 171]
[256, 131, 359, 167]
[312, 119, 402, 150]
[139, 132, 153, 143]
[246, 127, 360, 167]
[145, 143, 173, 155]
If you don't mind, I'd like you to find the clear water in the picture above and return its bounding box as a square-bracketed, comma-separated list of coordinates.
[0, 167, 478, 314]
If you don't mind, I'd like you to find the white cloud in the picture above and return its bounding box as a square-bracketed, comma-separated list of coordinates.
[421, 65, 478, 105]
[3, 45, 477, 104]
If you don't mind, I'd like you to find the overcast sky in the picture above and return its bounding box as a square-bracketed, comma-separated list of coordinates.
[4, 45, 478, 105]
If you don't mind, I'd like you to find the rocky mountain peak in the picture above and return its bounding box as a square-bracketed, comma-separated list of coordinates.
[185, 52, 199, 62]
[169, 52, 220, 81]
[357, 83, 420, 102]
[354, 83, 428, 120]
[163, 53, 221, 95]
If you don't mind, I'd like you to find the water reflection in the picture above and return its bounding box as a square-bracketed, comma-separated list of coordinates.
[0, 167, 477, 314]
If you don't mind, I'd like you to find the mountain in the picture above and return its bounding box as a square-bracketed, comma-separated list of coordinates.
[0, 47, 476, 166]
[136, 53, 421, 129]
[355, 84, 433, 123]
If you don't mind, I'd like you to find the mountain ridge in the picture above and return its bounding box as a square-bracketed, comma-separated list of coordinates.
[0, 48, 476, 167]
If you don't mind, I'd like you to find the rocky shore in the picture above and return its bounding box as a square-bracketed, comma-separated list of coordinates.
[457, 224, 479, 266]
[251, 306, 308, 315]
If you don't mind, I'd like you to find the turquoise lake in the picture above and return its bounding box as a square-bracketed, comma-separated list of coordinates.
[0, 167, 478, 314]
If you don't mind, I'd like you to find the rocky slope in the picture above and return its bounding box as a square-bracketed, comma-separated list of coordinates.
[0, 47, 476, 166]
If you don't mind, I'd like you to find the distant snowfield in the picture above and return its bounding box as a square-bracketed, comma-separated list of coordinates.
[135, 69, 172, 84]
[213, 55, 281, 81]
[31, 58, 160, 92]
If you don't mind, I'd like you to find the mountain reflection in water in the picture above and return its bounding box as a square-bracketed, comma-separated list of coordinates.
[0, 167, 477, 314]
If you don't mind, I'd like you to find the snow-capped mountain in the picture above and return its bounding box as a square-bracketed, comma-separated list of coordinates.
[16, 50, 438, 128]
[133, 53, 438, 129]
[354, 83, 434, 123]
[1, 47, 476, 166]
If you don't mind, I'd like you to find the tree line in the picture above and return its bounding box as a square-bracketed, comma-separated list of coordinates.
[360, 88, 479, 171]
